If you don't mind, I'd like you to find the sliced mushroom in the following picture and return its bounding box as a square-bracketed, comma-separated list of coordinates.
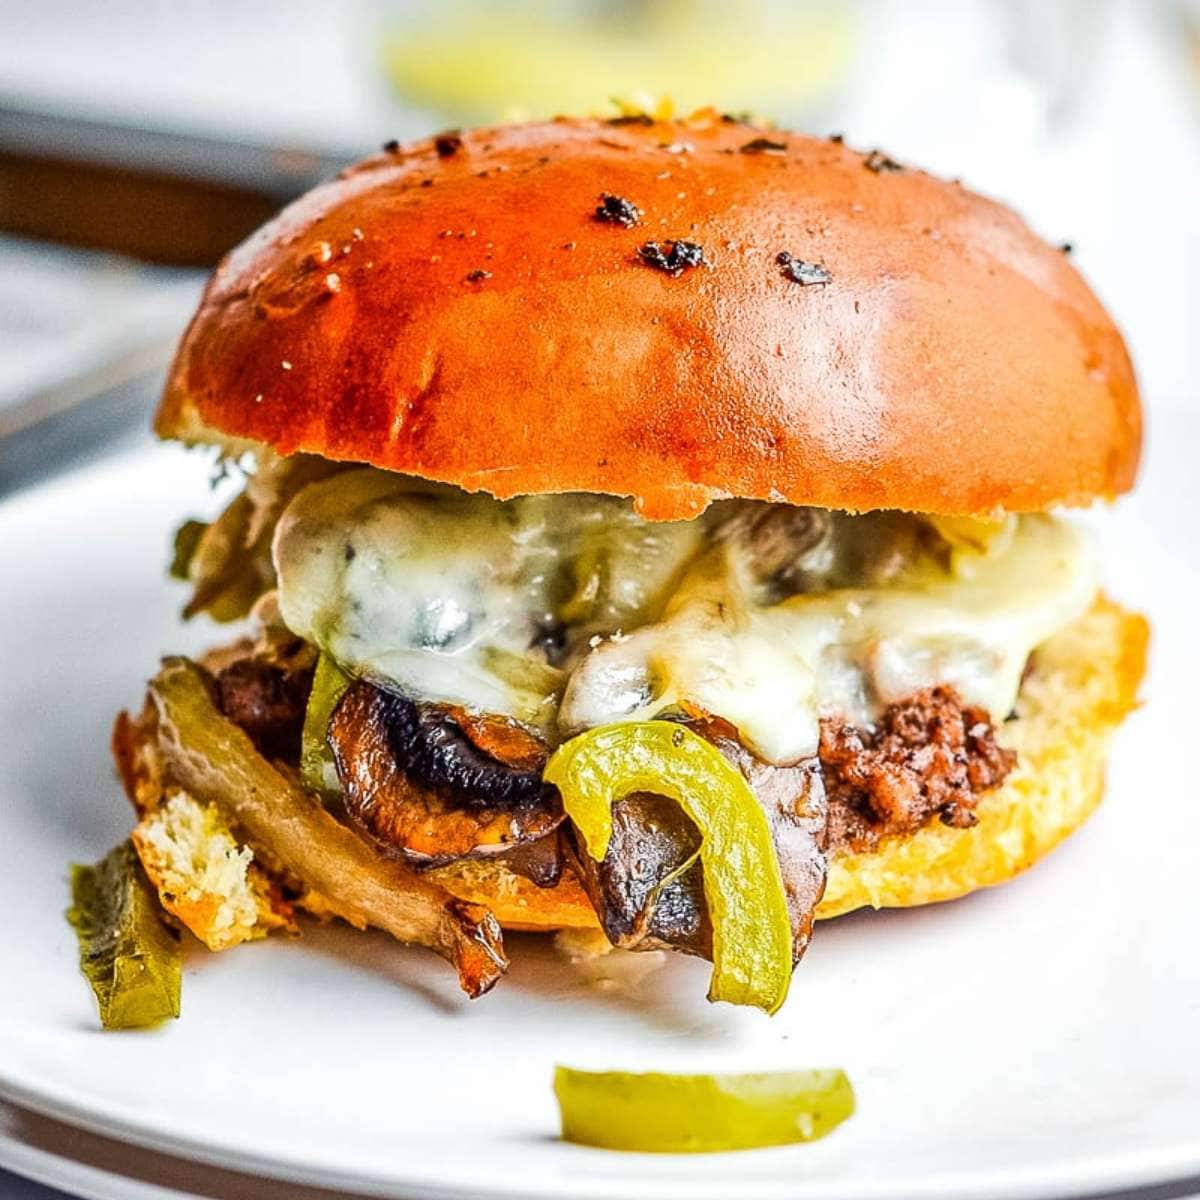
[213, 657, 314, 762]
[566, 790, 711, 957]
[568, 715, 828, 963]
[713, 504, 834, 601]
[494, 833, 566, 889]
[329, 683, 563, 867]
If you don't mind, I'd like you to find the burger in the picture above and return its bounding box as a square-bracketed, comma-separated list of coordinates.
[111, 112, 1147, 1014]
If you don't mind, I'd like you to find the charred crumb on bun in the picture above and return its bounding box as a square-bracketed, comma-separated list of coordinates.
[636, 239, 705, 276]
[776, 252, 832, 287]
[593, 193, 643, 227]
[740, 137, 788, 155]
[863, 148, 904, 173]
[434, 130, 464, 158]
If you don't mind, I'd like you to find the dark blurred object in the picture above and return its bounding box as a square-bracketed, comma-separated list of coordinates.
[0, 104, 348, 266]
[0, 369, 158, 499]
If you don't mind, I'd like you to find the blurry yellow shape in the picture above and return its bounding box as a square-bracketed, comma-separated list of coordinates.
[380, 1, 856, 124]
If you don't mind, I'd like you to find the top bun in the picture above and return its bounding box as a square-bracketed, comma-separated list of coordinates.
[158, 114, 1140, 520]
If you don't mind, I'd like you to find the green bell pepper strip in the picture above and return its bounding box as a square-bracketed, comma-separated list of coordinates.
[67, 841, 182, 1030]
[544, 721, 793, 1014]
[554, 1065, 855, 1152]
[300, 652, 353, 794]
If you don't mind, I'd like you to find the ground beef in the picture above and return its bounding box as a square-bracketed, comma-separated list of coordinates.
[214, 659, 314, 762]
[820, 686, 1015, 852]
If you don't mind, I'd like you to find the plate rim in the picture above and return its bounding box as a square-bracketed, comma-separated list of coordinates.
[3, 1069, 1200, 1200]
[0, 1130, 174, 1200]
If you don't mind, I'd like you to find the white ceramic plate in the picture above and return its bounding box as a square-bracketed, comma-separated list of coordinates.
[1, 417, 1197, 1200]
[7, 1099, 1196, 1200]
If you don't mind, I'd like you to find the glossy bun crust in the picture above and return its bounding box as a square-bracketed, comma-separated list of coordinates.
[159, 115, 1140, 519]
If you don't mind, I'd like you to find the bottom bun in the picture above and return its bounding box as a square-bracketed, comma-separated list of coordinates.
[429, 595, 1148, 929]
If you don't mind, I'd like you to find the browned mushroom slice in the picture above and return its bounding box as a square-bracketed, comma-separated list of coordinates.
[444, 900, 511, 999]
[328, 683, 564, 867]
[568, 715, 828, 964]
[146, 657, 507, 998]
[566, 789, 711, 957]
[447, 704, 551, 771]
[494, 833, 566, 888]
[446, 703, 566, 886]
[694, 717, 829, 960]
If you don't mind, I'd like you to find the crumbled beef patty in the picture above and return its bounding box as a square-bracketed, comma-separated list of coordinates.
[820, 686, 1016, 852]
[214, 659, 314, 762]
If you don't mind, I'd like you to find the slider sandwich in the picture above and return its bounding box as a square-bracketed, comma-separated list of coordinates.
[110, 113, 1146, 1013]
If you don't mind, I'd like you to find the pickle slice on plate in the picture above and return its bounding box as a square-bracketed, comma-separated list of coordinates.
[68, 841, 182, 1030]
[554, 1065, 854, 1152]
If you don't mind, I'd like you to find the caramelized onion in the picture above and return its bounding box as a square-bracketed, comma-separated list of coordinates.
[146, 658, 507, 998]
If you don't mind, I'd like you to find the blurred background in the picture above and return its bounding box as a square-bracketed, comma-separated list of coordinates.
[0, 0, 1197, 495]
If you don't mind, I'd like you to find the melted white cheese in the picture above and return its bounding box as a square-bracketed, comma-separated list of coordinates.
[560, 515, 1095, 761]
[273, 469, 1097, 764]
[273, 469, 702, 725]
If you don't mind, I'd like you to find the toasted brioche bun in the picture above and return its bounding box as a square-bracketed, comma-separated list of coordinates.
[158, 115, 1139, 521]
[429, 595, 1148, 928]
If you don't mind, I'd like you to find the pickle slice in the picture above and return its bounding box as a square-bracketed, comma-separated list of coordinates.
[68, 841, 182, 1030]
[300, 652, 352, 794]
[554, 1065, 854, 1152]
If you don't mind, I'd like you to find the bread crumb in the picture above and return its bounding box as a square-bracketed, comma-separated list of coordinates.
[132, 792, 267, 951]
